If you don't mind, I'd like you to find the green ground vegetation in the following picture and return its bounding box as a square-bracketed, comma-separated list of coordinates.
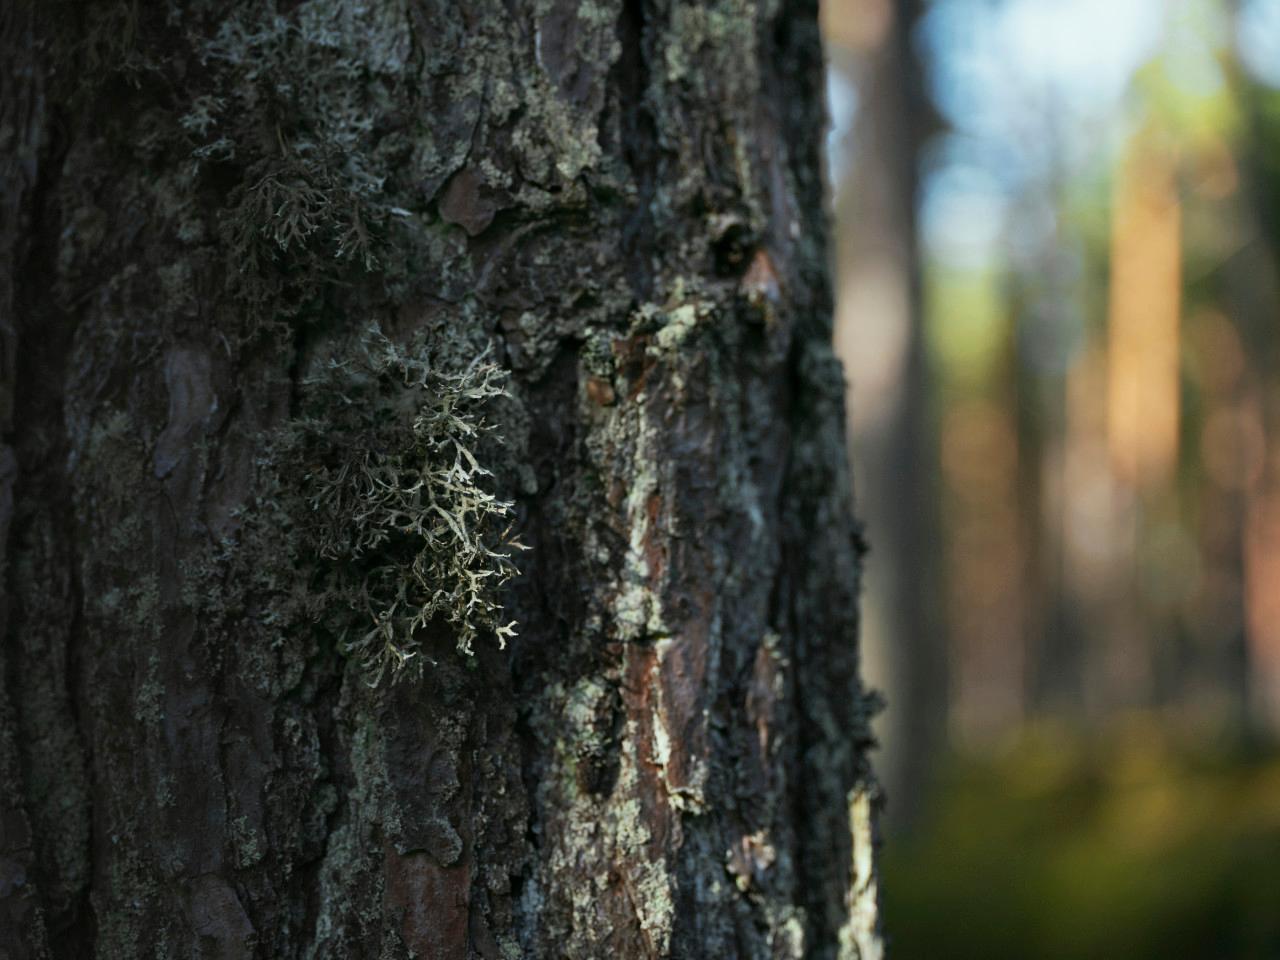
[882, 719, 1280, 959]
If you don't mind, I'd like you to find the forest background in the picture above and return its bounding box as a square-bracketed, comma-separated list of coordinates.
[824, 0, 1280, 955]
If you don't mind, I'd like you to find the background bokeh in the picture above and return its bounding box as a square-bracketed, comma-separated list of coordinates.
[821, 0, 1280, 954]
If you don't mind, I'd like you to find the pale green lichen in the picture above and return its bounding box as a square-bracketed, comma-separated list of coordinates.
[231, 814, 264, 868]
[281, 324, 524, 683]
[162, 1, 422, 340]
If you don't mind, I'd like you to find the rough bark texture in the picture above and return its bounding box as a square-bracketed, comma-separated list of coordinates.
[0, 1, 880, 958]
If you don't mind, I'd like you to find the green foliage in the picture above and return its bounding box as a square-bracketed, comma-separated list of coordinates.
[881, 722, 1280, 959]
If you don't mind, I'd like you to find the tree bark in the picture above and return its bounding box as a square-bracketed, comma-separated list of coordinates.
[1, 2, 880, 958]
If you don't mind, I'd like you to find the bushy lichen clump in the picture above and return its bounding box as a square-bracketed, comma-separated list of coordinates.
[193, 7, 401, 271]
[135, 1, 421, 345]
[282, 325, 523, 683]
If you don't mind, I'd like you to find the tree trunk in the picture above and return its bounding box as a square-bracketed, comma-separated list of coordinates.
[0, 2, 880, 958]
[829, 0, 938, 832]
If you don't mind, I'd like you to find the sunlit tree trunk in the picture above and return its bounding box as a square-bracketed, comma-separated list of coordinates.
[1235, 73, 1280, 732]
[0, 1, 880, 958]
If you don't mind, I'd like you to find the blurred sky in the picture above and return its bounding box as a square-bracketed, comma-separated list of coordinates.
[829, 0, 1280, 271]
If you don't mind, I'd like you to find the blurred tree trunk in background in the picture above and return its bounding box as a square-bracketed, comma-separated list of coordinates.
[827, 0, 941, 831]
[1232, 72, 1280, 732]
[0, 2, 882, 958]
